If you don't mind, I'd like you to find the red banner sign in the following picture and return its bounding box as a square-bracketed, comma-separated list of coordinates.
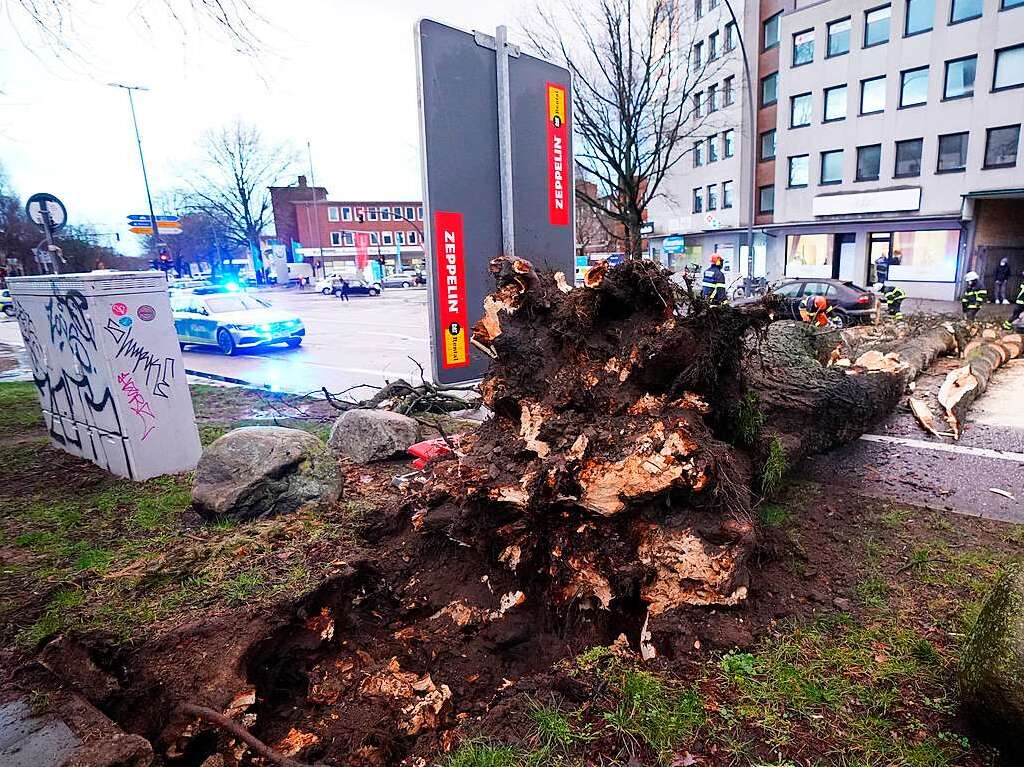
[354, 232, 370, 270]
[546, 82, 569, 227]
[433, 211, 469, 369]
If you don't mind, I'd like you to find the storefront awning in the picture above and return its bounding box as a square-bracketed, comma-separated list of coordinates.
[962, 188, 1024, 200]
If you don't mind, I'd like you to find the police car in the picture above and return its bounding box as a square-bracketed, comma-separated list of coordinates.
[1, 289, 14, 318]
[171, 289, 305, 355]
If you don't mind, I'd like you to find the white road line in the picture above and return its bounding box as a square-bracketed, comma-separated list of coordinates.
[859, 434, 1024, 462]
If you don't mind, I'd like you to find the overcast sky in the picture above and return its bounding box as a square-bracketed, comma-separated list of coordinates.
[0, 0, 535, 255]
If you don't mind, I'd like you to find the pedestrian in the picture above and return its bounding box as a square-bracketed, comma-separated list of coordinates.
[800, 294, 833, 327]
[1002, 269, 1024, 331]
[961, 271, 987, 321]
[701, 253, 727, 306]
[880, 283, 907, 320]
[339, 278, 350, 302]
[874, 254, 890, 284]
[993, 258, 1012, 304]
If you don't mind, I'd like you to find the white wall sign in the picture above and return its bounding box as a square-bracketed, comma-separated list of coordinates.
[813, 188, 921, 217]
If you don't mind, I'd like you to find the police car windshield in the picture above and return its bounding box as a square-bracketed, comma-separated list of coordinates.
[205, 295, 269, 313]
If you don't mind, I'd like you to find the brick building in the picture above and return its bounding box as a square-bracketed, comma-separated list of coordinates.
[270, 177, 425, 277]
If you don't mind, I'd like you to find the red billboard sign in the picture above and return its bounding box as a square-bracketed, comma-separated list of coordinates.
[546, 82, 569, 227]
[433, 211, 470, 369]
[354, 232, 370, 270]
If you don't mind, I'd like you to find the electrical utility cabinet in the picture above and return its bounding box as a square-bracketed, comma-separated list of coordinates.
[7, 271, 203, 480]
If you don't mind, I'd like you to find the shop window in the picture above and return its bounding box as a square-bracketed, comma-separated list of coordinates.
[759, 185, 775, 213]
[791, 92, 813, 127]
[905, 0, 934, 34]
[864, 5, 891, 47]
[821, 149, 844, 184]
[856, 144, 882, 180]
[824, 84, 848, 121]
[788, 155, 810, 187]
[885, 230, 960, 281]
[786, 234, 831, 274]
[944, 55, 976, 99]
[937, 132, 969, 172]
[983, 125, 1020, 168]
[861, 76, 886, 114]
[827, 17, 851, 56]
[951, 0, 982, 23]
[793, 29, 815, 66]
[894, 138, 924, 177]
[899, 66, 929, 107]
[994, 44, 1024, 91]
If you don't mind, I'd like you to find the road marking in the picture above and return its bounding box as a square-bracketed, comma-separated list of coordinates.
[859, 434, 1024, 462]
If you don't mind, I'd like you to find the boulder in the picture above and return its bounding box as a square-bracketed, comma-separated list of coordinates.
[958, 565, 1024, 753]
[192, 427, 340, 520]
[328, 409, 420, 463]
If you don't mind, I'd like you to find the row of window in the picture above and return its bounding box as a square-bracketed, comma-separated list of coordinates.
[327, 229, 421, 247]
[692, 181, 736, 213]
[772, 124, 1020, 202]
[765, 0, 1022, 62]
[326, 205, 424, 223]
[693, 130, 736, 166]
[759, 45, 1024, 124]
[694, 76, 736, 117]
[692, 21, 736, 70]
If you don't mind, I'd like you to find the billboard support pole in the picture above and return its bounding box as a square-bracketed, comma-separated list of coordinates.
[495, 25, 515, 258]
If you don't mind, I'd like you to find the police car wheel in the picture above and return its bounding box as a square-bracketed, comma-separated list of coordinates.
[369, 288, 380, 296]
[1, 305, 14, 317]
[217, 328, 238, 356]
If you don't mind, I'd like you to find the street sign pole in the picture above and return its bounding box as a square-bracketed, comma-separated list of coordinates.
[495, 25, 516, 259]
[110, 84, 160, 258]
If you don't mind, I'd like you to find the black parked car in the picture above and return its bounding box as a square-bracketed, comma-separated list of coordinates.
[333, 279, 382, 297]
[735, 278, 880, 327]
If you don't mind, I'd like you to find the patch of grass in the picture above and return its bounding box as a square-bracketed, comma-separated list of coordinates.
[720, 651, 757, 680]
[761, 437, 787, 496]
[855, 574, 891, 608]
[222, 569, 267, 604]
[735, 391, 765, 447]
[132, 476, 192, 530]
[16, 587, 85, 648]
[0, 382, 44, 430]
[1004, 525, 1024, 547]
[444, 743, 522, 767]
[529, 705, 584, 751]
[198, 423, 231, 446]
[758, 504, 791, 527]
[603, 669, 705, 761]
[880, 506, 913, 528]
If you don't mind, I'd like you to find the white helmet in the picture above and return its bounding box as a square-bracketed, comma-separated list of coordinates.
[872, 282, 884, 291]
[965, 271, 980, 282]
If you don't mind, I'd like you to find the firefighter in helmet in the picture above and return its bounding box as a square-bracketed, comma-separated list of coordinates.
[876, 282, 907, 320]
[701, 253, 727, 305]
[800, 294, 833, 327]
[1002, 269, 1024, 331]
[961, 271, 987, 321]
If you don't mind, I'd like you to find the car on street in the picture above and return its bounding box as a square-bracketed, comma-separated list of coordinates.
[171, 291, 305, 355]
[1, 289, 14, 317]
[315, 277, 382, 296]
[381, 271, 425, 289]
[734, 278, 880, 327]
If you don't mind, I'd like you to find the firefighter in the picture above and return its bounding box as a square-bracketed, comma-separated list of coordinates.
[961, 271, 987, 322]
[800, 294, 833, 327]
[1002, 270, 1024, 331]
[879, 283, 907, 320]
[701, 253, 727, 305]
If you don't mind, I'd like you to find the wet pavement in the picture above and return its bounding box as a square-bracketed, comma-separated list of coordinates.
[0, 700, 79, 767]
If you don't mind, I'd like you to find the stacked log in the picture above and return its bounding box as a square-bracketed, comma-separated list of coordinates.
[936, 332, 1022, 438]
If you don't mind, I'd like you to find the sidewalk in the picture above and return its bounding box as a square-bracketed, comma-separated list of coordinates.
[904, 298, 1013, 322]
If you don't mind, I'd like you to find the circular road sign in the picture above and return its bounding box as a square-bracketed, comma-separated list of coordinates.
[25, 192, 68, 232]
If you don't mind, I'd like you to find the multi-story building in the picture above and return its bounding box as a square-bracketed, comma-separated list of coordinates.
[269, 176, 426, 276]
[652, 0, 1024, 299]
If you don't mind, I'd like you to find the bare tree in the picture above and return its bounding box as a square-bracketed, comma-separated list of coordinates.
[180, 121, 297, 283]
[528, 0, 731, 258]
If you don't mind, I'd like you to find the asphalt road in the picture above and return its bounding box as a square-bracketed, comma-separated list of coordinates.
[179, 286, 432, 394]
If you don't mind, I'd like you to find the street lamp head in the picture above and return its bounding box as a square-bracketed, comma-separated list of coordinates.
[107, 82, 150, 91]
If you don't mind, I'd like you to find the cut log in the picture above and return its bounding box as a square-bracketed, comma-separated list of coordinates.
[935, 332, 1020, 437]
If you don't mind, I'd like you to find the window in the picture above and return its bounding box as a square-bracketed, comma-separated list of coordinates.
[343, 232, 355, 246]
[341, 206, 353, 221]
[788, 155, 810, 187]
[760, 130, 776, 160]
[694, 41, 703, 70]
[417, 206, 424, 219]
[708, 84, 718, 112]
[894, 138, 924, 176]
[396, 231, 406, 245]
[937, 132, 969, 172]
[786, 235, 831, 272]
[708, 0, 718, 9]
[887, 230, 960, 281]
[694, 140, 705, 166]
[405, 206, 415, 221]
[382, 231, 393, 245]
[994, 44, 1024, 91]
[1004, 0, 1024, 8]
[905, 0, 934, 34]
[723, 181, 735, 208]
[724, 129, 736, 158]
[408, 231, 418, 245]
[861, 76, 886, 114]
[856, 144, 882, 180]
[709, 32, 719, 60]
[695, 0, 702, 18]
[380, 206, 391, 221]
[761, 72, 778, 105]
[707, 185, 719, 210]
[944, 55, 976, 99]
[827, 17, 851, 56]
[864, 5, 891, 47]
[950, 0, 982, 23]
[369, 232, 380, 245]
[725, 22, 736, 51]
[984, 125, 1020, 168]
[392, 206, 402, 219]
[793, 29, 814, 66]
[355, 207, 366, 222]
[790, 92, 813, 127]
[327, 206, 340, 222]
[824, 84, 848, 121]
[693, 188, 704, 213]
[368, 207, 379, 221]
[723, 76, 735, 106]
[694, 91, 703, 118]
[763, 12, 781, 50]
[708, 135, 719, 162]
[821, 150, 844, 184]
[759, 185, 775, 213]
[330, 231, 342, 246]
[899, 66, 929, 107]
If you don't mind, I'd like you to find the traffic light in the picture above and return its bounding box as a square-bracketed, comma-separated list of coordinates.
[157, 248, 171, 272]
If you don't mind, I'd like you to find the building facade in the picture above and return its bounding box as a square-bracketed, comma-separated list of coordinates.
[651, 0, 1024, 300]
[269, 177, 425, 276]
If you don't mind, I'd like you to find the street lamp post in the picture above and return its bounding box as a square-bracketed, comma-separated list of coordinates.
[108, 83, 160, 260]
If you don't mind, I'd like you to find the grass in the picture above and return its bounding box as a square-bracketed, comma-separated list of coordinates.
[735, 391, 766, 447]
[445, 743, 522, 767]
[758, 504, 791, 527]
[761, 437, 788, 496]
[0, 382, 44, 431]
